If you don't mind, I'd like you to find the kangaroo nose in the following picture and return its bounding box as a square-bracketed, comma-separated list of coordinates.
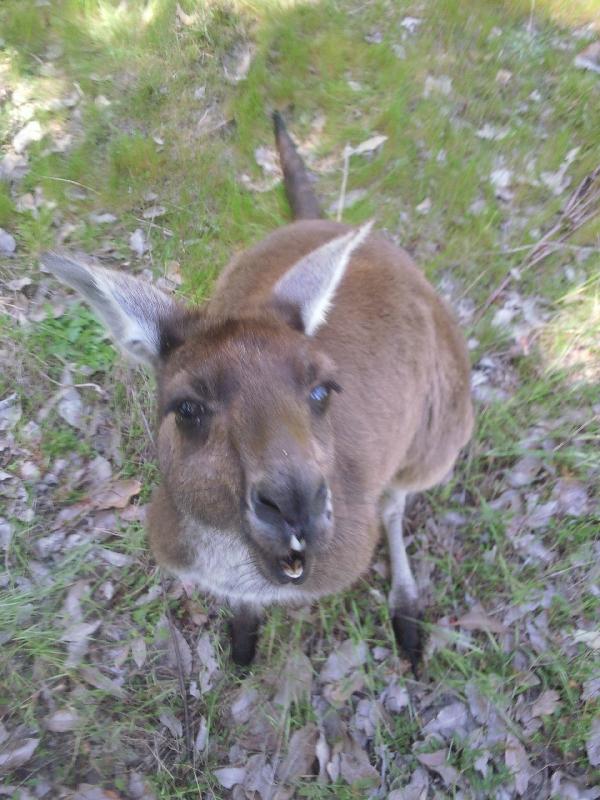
[250, 476, 328, 532]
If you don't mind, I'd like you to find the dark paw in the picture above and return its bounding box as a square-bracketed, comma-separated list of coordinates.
[229, 613, 260, 667]
[392, 609, 424, 678]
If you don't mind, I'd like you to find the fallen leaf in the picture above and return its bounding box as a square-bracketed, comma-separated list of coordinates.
[456, 604, 508, 635]
[507, 456, 542, 488]
[416, 748, 459, 786]
[214, 766, 246, 789]
[58, 386, 84, 428]
[273, 651, 313, 709]
[129, 228, 148, 257]
[128, 771, 157, 800]
[574, 41, 600, 74]
[505, 734, 534, 795]
[400, 16, 422, 33]
[586, 718, 600, 767]
[80, 666, 127, 699]
[155, 615, 192, 679]
[0, 393, 22, 430]
[61, 620, 101, 643]
[13, 120, 44, 154]
[573, 630, 600, 651]
[320, 639, 368, 683]
[243, 753, 276, 799]
[0, 738, 39, 772]
[423, 75, 452, 97]
[422, 702, 469, 739]
[159, 711, 183, 738]
[96, 547, 134, 568]
[90, 479, 142, 510]
[582, 676, 600, 702]
[89, 212, 117, 224]
[254, 146, 281, 176]
[142, 205, 167, 220]
[44, 708, 81, 732]
[339, 737, 379, 787]
[388, 766, 429, 800]
[277, 724, 319, 784]
[552, 479, 589, 517]
[194, 716, 208, 753]
[131, 637, 147, 668]
[224, 44, 254, 83]
[348, 135, 387, 157]
[416, 197, 431, 215]
[197, 631, 219, 693]
[531, 689, 560, 718]
[383, 681, 410, 713]
[230, 686, 259, 724]
[0, 228, 16, 255]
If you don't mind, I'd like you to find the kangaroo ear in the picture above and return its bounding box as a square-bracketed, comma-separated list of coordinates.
[41, 251, 187, 366]
[270, 222, 373, 336]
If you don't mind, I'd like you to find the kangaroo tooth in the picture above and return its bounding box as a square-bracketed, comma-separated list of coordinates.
[283, 560, 304, 579]
[290, 534, 305, 552]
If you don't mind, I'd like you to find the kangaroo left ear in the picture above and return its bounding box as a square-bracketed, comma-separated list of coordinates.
[270, 221, 373, 336]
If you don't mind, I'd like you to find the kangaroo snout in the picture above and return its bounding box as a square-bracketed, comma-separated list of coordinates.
[246, 470, 332, 584]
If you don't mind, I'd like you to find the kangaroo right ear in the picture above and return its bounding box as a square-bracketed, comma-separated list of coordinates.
[41, 251, 188, 367]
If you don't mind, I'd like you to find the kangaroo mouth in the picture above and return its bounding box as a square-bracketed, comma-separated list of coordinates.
[280, 534, 306, 581]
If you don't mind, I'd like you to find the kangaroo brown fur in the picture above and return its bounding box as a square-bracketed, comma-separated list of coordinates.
[41, 113, 473, 672]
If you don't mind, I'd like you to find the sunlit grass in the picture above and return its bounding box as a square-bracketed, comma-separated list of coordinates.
[539, 270, 600, 382]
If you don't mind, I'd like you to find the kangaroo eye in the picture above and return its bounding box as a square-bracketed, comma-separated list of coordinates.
[175, 400, 206, 426]
[309, 384, 332, 414]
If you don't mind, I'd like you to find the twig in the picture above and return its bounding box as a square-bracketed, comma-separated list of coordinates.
[43, 176, 100, 195]
[161, 574, 194, 762]
[336, 144, 351, 222]
[474, 164, 600, 323]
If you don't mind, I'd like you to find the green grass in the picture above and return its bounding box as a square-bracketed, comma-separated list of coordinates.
[1, 0, 599, 796]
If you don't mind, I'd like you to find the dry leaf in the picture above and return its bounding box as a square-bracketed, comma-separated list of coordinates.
[505, 734, 534, 795]
[197, 631, 219, 693]
[156, 615, 192, 679]
[587, 718, 600, 767]
[338, 737, 379, 787]
[416, 749, 459, 786]
[273, 651, 313, 709]
[131, 637, 147, 668]
[90, 479, 142, 510]
[159, 711, 183, 738]
[456, 604, 508, 635]
[422, 702, 469, 739]
[58, 386, 84, 428]
[214, 766, 246, 789]
[277, 723, 318, 784]
[320, 639, 367, 683]
[349, 135, 387, 157]
[573, 630, 600, 651]
[530, 689, 560, 718]
[194, 716, 208, 754]
[0, 393, 22, 430]
[129, 228, 148, 256]
[80, 666, 127, 699]
[44, 708, 80, 732]
[0, 737, 39, 772]
[388, 766, 429, 800]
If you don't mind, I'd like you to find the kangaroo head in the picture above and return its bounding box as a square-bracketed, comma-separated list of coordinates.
[42, 223, 371, 587]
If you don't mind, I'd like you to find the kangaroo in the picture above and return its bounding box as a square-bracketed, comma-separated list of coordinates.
[42, 112, 473, 672]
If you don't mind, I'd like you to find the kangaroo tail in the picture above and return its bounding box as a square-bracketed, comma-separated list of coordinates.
[273, 111, 322, 220]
